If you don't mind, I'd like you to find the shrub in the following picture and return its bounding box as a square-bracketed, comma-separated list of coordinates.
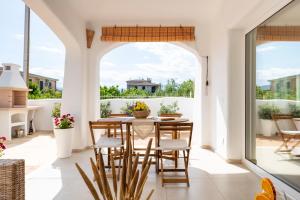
[158, 102, 179, 115]
[121, 102, 135, 116]
[51, 103, 61, 118]
[100, 102, 112, 118]
[288, 104, 300, 118]
[258, 104, 280, 120]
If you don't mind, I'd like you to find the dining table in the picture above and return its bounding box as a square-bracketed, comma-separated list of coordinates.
[97, 116, 190, 150]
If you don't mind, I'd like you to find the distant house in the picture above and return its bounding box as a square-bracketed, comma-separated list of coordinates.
[126, 78, 160, 93]
[269, 74, 300, 93]
[0, 67, 58, 90]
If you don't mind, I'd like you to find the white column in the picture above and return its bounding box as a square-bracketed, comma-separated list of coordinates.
[61, 47, 88, 149]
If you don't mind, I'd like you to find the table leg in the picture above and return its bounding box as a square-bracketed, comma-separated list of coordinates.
[173, 130, 178, 168]
[126, 124, 131, 150]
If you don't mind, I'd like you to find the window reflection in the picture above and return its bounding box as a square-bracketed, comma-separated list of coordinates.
[246, 1, 300, 192]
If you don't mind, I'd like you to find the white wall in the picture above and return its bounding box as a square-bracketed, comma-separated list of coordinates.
[28, 99, 62, 131]
[101, 97, 194, 119]
[28, 97, 195, 130]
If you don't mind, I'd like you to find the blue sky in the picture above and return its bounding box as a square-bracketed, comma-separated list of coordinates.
[256, 42, 300, 86]
[0, 0, 65, 88]
[2, 0, 300, 89]
[0, 0, 198, 89]
[100, 43, 198, 88]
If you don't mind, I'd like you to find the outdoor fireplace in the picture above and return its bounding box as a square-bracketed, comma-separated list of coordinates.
[0, 63, 29, 108]
[0, 63, 30, 140]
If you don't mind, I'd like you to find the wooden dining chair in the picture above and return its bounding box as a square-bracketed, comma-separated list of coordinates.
[109, 113, 129, 118]
[89, 121, 125, 173]
[272, 114, 300, 153]
[156, 122, 193, 186]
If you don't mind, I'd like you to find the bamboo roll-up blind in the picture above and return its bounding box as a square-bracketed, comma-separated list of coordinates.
[257, 26, 300, 42]
[101, 26, 195, 42]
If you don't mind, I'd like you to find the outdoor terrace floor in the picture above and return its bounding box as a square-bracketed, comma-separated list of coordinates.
[3, 132, 260, 200]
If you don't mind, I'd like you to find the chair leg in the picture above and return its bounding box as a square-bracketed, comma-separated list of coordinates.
[160, 150, 165, 187]
[275, 138, 291, 153]
[108, 147, 111, 168]
[156, 150, 159, 174]
[117, 147, 123, 180]
[183, 150, 190, 187]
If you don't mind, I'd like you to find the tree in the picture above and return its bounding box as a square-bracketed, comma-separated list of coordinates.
[122, 88, 150, 97]
[28, 82, 62, 99]
[178, 79, 194, 97]
[164, 79, 178, 96]
[100, 85, 121, 98]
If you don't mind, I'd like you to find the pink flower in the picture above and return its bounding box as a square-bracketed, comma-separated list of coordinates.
[0, 143, 6, 150]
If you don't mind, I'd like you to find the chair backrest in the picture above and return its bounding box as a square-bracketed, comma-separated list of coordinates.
[109, 113, 129, 118]
[89, 121, 124, 146]
[272, 114, 297, 133]
[156, 122, 193, 147]
[132, 119, 155, 140]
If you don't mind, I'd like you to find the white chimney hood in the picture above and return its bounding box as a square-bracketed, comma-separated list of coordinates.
[0, 63, 28, 90]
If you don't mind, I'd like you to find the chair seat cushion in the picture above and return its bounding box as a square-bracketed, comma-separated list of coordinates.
[94, 137, 123, 148]
[157, 139, 189, 150]
[281, 130, 300, 135]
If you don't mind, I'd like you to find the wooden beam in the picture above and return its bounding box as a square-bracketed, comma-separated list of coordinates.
[86, 29, 95, 48]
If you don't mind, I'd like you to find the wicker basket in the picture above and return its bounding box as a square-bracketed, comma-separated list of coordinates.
[133, 110, 150, 119]
[0, 159, 25, 200]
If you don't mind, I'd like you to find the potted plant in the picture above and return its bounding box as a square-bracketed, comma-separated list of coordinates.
[51, 103, 61, 128]
[258, 104, 280, 136]
[53, 114, 74, 158]
[289, 103, 300, 130]
[158, 102, 182, 117]
[0, 136, 6, 157]
[132, 101, 150, 119]
[100, 101, 112, 118]
[121, 102, 135, 116]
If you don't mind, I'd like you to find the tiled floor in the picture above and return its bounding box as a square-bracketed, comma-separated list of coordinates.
[4, 132, 261, 200]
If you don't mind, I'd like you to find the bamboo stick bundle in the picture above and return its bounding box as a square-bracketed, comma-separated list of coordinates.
[76, 138, 154, 200]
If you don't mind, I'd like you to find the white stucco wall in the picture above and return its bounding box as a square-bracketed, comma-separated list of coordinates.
[101, 97, 194, 118]
[28, 97, 195, 129]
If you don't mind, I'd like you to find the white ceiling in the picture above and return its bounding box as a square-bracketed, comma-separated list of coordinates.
[264, 0, 300, 26]
[66, 0, 224, 25]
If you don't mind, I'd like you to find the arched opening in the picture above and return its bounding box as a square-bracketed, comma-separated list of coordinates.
[96, 42, 203, 146]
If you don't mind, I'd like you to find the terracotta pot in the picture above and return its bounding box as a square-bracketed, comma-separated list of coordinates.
[133, 110, 150, 119]
[159, 113, 182, 118]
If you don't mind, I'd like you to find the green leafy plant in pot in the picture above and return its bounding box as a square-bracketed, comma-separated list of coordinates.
[100, 101, 112, 118]
[258, 104, 280, 136]
[158, 101, 182, 117]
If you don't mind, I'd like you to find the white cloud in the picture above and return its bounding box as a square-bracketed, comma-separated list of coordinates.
[14, 33, 24, 41]
[101, 61, 115, 67]
[256, 45, 277, 53]
[257, 67, 300, 85]
[34, 45, 65, 55]
[100, 43, 199, 88]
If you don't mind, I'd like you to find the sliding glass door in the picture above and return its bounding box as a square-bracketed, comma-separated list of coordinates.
[245, 0, 300, 192]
